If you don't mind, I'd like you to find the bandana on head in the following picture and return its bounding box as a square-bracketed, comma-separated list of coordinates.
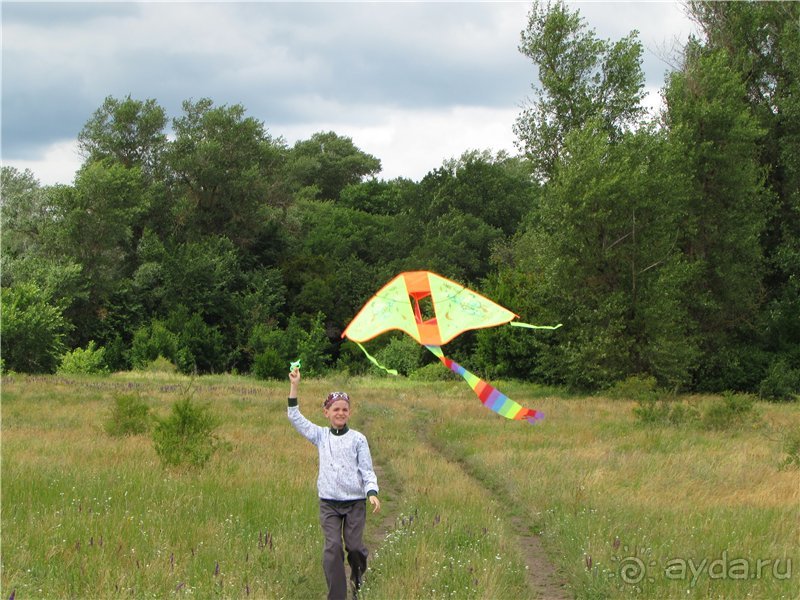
[323, 391, 350, 409]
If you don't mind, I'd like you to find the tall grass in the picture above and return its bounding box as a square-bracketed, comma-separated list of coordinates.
[2, 373, 798, 599]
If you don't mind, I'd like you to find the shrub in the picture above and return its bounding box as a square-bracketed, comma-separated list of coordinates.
[701, 391, 758, 431]
[779, 425, 800, 471]
[105, 394, 152, 436]
[293, 312, 331, 377]
[130, 320, 181, 370]
[374, 336, 423, 376]
[252, 348, 286, 380]
[152, 397, 220, 468]
[248, 313, 330, 378]
[1, 283, 67, 373]
[58, 341, 109, 375]
[144, 355, 178, 374]
[607, 374, 659, 402]
[665, 401, 700, 426]
[334, 341, 371, 376]
[759, 360, 800, 402]
[633, 399, 699, 427]
[168, 310, 227, 374]
[409, 362, 457, 382]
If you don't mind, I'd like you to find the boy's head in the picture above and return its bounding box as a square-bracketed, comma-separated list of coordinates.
[323, 391, 350, 429]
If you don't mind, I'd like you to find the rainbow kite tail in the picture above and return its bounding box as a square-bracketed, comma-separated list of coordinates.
[425, 345, 543, 424]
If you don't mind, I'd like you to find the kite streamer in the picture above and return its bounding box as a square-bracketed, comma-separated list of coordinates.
[342, 271, 560, 425]
[425, 345, 543, 424]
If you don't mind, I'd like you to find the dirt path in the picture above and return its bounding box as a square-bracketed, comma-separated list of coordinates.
[510, 515, 572, 599]
[363, 462, 402, 552]
[362, 422, 571, 600]
[421, 436, 572, 600]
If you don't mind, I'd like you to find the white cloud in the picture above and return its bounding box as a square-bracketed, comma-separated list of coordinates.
[2, 1, 698, 186]
[3, 140, 82, 186]
[281, 105, 521, 182]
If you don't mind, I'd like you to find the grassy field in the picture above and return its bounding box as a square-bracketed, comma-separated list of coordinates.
[2, 372, 798, 599]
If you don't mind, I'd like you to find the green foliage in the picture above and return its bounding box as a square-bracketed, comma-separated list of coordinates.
[168, 310, 227, 374]
[515, 1, 645, 179]
[632, 399, 700, 427]
[1, 167, 51, 258]
[285, 131, 381, 200]
[143, 355, 178, 374]
[58, 341, 109, 375]
[409, 362, 456, 382]
[292, 313, 330, 377]
[78, 95, 168, 174]
[701, 392, 758, 431]
[634, 391, 758, 431]
[334, 341, 371, 376]
[339, 177, 416, 215]
[501, 123, 697, 391]
[252, 348, 287, 380]
[1, 283, 68, 373]
[152, 397, 220, 468]
[168, 98, 289, 250]
[130, 313, 225, 375]
[779, 425, 800, 470]
[664, 44, 768, 391]
[249, 313, 330, 378]
[140, 236, 242, 325]
[374, 336, 424, 377]
[129, 320, 182, 371]
[105, 393, 152, 436]
[102, 334, 128, 372]
[606, 374, 659, 402]
[759, 359, 800, 402]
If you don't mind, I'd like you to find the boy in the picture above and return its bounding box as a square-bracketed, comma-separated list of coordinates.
[287, 368, 381, 600]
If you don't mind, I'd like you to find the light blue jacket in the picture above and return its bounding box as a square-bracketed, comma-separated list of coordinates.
[288, 403, 379, 501]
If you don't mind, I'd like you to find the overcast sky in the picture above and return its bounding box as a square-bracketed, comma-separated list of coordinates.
[2, 1, 698, 185]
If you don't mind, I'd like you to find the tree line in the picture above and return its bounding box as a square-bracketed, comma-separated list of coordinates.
[2, 1, 797, 397]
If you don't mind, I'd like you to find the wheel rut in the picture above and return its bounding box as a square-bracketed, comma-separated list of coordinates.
[422, 433, 572, 599]
[361, 411, 571, 600]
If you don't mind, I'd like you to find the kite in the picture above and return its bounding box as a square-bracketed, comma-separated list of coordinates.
[341, 271, 561, 424]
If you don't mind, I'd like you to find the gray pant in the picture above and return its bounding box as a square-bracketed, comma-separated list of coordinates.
[319, 499, 368, 600]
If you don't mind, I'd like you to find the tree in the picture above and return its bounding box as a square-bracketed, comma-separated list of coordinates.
[339, 177, 417, 216]
[684, 0, 800, 383]
[167, 98, 289, 250]
[418, 151, 535, 235]
[285, 131, 381, 200]
[1, 283, 68, 373]
[515, 1, 646, 181]
[497, 124, 696, 390]
[1, 167, 50, 258]
[281, 199, 400, 331]
[663, 41, 769, 390]
[1, 168, 88, 348]
[46, 160, 150, 343]
[78, 95, 168, 176]
[395, 151, 536, 285]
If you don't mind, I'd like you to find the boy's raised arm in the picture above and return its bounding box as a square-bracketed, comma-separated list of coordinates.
[289, 367, 300, 400]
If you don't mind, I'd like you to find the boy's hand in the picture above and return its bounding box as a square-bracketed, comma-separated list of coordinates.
[369, 495, 381, 514]
[289, 367, 301, 385]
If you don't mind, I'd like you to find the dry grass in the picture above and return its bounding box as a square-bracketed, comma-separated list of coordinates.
[2, 373, 798, 599]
